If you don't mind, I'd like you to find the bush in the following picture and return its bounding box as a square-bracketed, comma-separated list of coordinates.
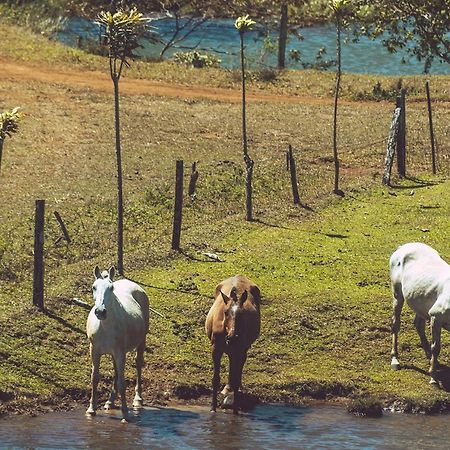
[172, 51, 221, 69]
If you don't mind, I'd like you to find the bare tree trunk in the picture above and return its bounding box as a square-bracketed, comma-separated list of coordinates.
[113, 76, 124, 275]
[240, 31, 254, 222]
[332, 16, 342, 196]
[278, 3, 288, 69]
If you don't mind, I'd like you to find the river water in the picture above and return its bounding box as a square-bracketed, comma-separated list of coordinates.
[1, 403, 450, 449]
[55, 17, 450, 76]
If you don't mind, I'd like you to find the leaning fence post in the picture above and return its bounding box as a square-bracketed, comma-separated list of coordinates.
[33, 199, 45, 309]
[54, 211, 71, 243]
[425, 81, 437, 174]
[286, 150, 290, 171]
[188, 161, 199, 197]
[396, 91, 406, 177]
[288, 145, 300, 205]
[171, 160, 184, 251]
[383, 107, 402, 186]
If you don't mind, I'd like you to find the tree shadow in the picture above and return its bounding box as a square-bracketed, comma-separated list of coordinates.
[389, 176, 438, 190]
[252, 219, 293, 230]
[323, 233, 348, 239]
[43, 308, 85, 335]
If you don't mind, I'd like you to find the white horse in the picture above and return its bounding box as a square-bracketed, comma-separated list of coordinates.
[390, 242, 450, 384]
[86, 266, 149, 420]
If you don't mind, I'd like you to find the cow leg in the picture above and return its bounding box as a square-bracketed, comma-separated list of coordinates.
[114, 352, 128, 420]
[414, 314, 431, 360]
[133, 341, 145, 409]
[391, 286, 404, 369]
[211, 345, 222, 412]
[105, 358, 118, 410]
[429, 316, 442, 385]
[86, 346, 100, 416]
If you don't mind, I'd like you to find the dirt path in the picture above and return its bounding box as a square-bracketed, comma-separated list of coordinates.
[0, 57, 353, 106]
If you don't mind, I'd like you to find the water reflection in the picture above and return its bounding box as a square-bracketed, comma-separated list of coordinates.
[2, 404, 450, 449]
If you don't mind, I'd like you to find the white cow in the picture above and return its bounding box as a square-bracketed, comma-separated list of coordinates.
[86, 266, 149, 420]
[390, 242, 450, 384]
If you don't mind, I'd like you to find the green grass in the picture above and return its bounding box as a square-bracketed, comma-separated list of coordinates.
[0, 20, 450, 415]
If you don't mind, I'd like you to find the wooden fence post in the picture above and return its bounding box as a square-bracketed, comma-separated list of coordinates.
[33, 199, 45, 309]
[188, 161, 199, 197]
[288, 145, 300, 205]
[54, 211, 71, 243]
[171, 160, 184, 251]
[396, 91, 406, 177]
[425, 81, 437, 174]
[383, 107, 402, 186]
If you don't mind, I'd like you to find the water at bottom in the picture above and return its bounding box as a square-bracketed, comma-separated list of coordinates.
[1, 403, 448, 449]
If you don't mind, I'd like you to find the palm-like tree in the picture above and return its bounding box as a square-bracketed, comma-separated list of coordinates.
[0, 107, 22, 175]
[330, 0, 348, 196]
[235, 15, 256, 221]
[96, 7, 148, 275]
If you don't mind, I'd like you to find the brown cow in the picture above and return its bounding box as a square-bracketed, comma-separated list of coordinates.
[205, 275, 261, 414]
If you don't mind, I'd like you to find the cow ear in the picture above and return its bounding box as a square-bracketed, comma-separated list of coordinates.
[240, 290, 248, 306]
[109, 266, 115, 281]
[94, 266, 102, 279]
[220, 291, 230, 305]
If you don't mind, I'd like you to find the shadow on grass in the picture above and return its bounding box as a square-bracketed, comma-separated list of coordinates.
[389, 176, 438, 190]
[43, 308, 85, 335]
[126, 277, 211, 300]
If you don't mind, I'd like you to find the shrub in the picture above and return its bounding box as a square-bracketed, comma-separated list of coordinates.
[173, 51, 221, 68]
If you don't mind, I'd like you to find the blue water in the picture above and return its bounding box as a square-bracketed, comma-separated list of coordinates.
[2, 404, 450, 449]
[55, 16, 450, 75]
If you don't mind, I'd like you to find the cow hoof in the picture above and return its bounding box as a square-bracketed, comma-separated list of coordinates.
[430, 377, 440, 387]
[132, 400, 143, 409]
[391, 357, 400, 370]
[222, 394, 234, 407]
[221, 384, 232, 396]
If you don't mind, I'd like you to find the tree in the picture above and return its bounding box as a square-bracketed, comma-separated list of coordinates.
[356, 0, 450, 72]
[96, 7, 148, 275]
[235, 15, 256, 222]
[0, 107, 22, 175]
[329, 0, 350, 196]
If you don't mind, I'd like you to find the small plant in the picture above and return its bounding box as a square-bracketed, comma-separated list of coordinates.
[0, 107, 22, 174]
[173, 51, 221, 68]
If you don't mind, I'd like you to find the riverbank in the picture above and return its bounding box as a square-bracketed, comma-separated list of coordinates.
[1, 20, 450, 418]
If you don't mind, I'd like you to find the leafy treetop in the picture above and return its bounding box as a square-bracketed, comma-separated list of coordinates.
[0, 108, 22, 141]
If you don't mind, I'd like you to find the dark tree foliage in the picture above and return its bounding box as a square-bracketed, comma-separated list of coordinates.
[357, 0, 450, 71]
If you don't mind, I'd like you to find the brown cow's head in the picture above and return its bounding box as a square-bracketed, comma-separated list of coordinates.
[221, 287, 248, 345]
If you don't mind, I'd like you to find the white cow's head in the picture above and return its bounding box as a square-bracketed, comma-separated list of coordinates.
[92, 266, 115, 320]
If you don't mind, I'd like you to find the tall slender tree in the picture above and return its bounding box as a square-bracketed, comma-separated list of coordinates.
[330, 0, 348, 196]
[0, 107, 22, 175]
[96, 7, 148, 275]
[235, 15, 256, 221]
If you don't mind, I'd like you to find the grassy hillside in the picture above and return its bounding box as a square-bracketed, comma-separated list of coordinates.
[1, 20, 450, 416]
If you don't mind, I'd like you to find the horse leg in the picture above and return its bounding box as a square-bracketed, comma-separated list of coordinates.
[391, 285, 404, 370]
[114, 352, 128, 420]
[414, 314, 431, 360]
[86, 346, 100, 416]
[133, 341, 145, 409]
[104, 358, 118, 410]
[211, 345, 222, 412]
[429, 316, 442, 386]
